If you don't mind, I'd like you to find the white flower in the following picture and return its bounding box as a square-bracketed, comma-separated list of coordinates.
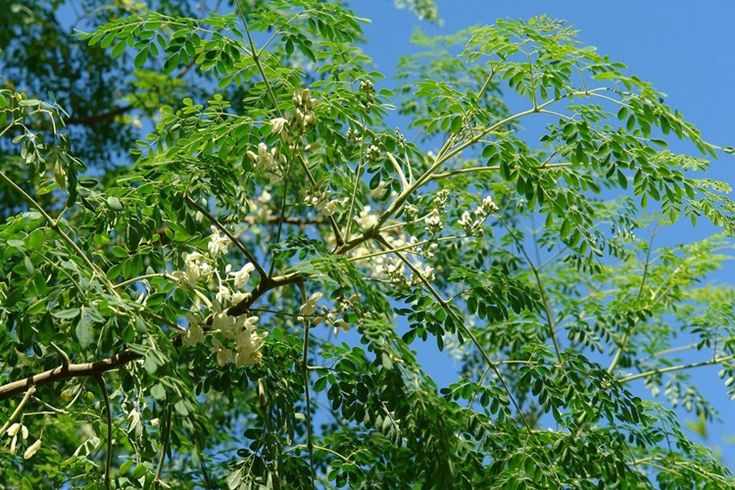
[458, 210, 476, 234]
[207, 226, 230, 258]
[182, 252, 212, 285]
[6, 423, 21, 438]
[332, 318, 350, 337]
[212, 339, 233, 367]
[425, 209, 443, 233]
[386, 258, 405, 284]
[213, 313, 237, 339]
[183, 321, 204, 347]
[481, 195, 499, 213]
[231, 291, 248, 304]
[247, 143, 277, 170]
[234, 322, 267, 368]
[258, 190, 272, 204]
[270, 117, 288, 135]
[216, 284, 232, 304]
[357, 205, 378, 230]
[230, 263, 255, 289]
[299, 291, 323, 317]
[369, 180, 388, 198]
[23, 439, 41, 460]
[411, 261, 435, 285]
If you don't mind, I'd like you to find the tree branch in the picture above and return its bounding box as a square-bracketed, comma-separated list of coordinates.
[65, 105, 133, 126]
[619, 354, 735, 384]
[0, 350, 140, 402]
[183, 194, 268, 278]
[94, 376, 113, 490]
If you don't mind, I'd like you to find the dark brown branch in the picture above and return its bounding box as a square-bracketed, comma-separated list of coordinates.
[65, 105, 133, 126]
[0, 350, 140, 402]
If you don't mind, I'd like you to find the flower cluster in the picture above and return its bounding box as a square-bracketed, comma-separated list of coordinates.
[357, 205, 379, 230]
[298, 291, 352, 337]
[366, 144, 381, 162]
[211, 309, 266, 368]
[424, 209, 443, 234]
[358, 79, 375, 107]
[292, 88, 317, 129]
[5, 423, 41, 459]
[346, 126, 363, 146]
[270, 117, 288, 136]
[247, 142, 279, 172]
[180, 252, 213, 286]
[176, 229, 267, 369]
[457, 195, 499, 235]
[207, 226, 230, 257]
[304, 190, 345, 217]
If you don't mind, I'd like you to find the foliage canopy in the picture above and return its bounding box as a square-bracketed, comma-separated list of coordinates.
[1, 0, 735, 488]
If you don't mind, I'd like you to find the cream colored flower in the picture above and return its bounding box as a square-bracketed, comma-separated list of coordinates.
[212, 339, 233, 367]
[207, 226, 230, 257]
[183, 322, 204, 347]
[23, 439, 41, 460]
[270, 117, 288, 135]
[6, 423, 21, 437]
[182, 252, 212, 285]
[357, 205, 378, 230]
[230, 263, 255, 289]
[299, 291, 324, 317]
[216, 284, 232, 304]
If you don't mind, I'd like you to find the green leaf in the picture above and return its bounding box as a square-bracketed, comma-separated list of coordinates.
[52, 308, 80, 320]
[151, 383, 166, 400]
[75, 307, 96, 349]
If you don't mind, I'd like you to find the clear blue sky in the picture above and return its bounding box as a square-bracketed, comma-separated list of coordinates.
[352, 0, 735, 467]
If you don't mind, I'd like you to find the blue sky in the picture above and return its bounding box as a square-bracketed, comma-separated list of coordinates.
[349, 0, 735, 467]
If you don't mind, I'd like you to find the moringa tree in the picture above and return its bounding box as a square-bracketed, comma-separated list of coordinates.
[1, 0, 734, 488]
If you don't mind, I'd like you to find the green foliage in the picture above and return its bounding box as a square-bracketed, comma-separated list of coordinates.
[1, 1, 735, 488]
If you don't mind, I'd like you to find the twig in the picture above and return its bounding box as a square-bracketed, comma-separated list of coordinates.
[0, 169, 119, 296]
[183, 195, 267, 279]
[155, 404, 173, 487]
[94, 376, 113, 490]
[297, 285, 317, 488]
[608, 226, 657, 373]
[619, 354, 735, 384]
[0, 386, 36, 435]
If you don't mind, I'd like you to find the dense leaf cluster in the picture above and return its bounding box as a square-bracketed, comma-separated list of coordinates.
[1, 1, 734, 488]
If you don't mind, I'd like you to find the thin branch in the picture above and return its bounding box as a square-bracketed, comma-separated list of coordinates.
[234, 2, 345, 248]
[297, 285, 317, 488]
[619, 354, 735, 384]
[154, 404, 173, 487]
[0, 169, 118, 295]
[386, 152, 409, 190]
[375, 234, 563, 484]
[65, 105, 133, 126]
[184, 195, 268, 278]
[0, 386, 36, 435]
[268, 155, 295, 277]
[114, 272, 175, 290]
[50, 342, 71, 370]
[430, 162, 572, 182]
[94, 376, 113, 490]
[608, 227, 657, 373]
[504, 222, 564, 368]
